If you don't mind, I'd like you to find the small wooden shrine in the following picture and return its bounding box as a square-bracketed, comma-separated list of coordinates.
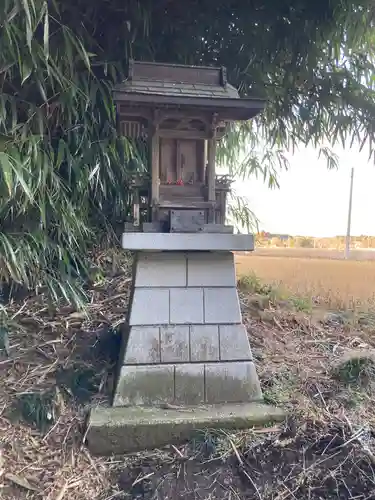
[114, 60, 265, 232]
[87, 62, 284, 456]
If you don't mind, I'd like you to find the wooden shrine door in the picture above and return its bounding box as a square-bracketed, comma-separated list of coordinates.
[159, 138, 204, 185]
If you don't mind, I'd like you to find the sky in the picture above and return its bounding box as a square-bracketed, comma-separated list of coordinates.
[233, 144, 375, 237]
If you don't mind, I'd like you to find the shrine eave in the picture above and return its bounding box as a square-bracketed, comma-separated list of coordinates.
[113, 91, 266, 121]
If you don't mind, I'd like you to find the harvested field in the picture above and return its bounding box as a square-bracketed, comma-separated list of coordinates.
[253, 247, 375, 260]
[236, 253, 375, 309]
[1, 250, 375, 499]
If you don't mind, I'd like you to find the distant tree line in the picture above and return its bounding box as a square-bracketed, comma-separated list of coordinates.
[256, 232, 375, 249]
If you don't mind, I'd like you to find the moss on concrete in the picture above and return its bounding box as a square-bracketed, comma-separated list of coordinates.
[113, 367, 174, 406]
[87, 402, 286, 455]
[205, 362, 262, 403]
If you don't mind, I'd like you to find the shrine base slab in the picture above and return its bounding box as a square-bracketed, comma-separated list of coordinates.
[87, 403, 285, 455]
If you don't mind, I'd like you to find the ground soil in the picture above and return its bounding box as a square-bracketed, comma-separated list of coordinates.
[1, 251, 375, 499]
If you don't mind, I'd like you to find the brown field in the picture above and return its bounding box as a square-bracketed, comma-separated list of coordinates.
[236, 249, 375, 309]
[254, 246, 375, 260]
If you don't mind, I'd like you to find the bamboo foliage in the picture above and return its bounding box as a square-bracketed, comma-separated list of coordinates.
[1, 0, 375, 304]
[0, 0, 140, 304]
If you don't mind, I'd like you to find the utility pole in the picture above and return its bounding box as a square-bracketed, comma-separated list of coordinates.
[345, 167, 354, 260]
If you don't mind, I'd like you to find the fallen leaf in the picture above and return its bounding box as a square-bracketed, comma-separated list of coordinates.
[5, 472, 40, 492]
[68, 311, 86, 320]
[55, 480, 69, 500]
[0, 326, 10, 356]
[253, 426, 281, 434]
[0, 449, 4, 477]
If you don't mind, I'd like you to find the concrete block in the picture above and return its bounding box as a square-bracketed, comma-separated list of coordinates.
[135, 252, 187, 287]
[201, 224, 234, 234]
[187, 252, 236, 287]
[205, 362, 262, 404]
[219, 324, 252, 361]
[129, 288, 170, 325]
[87, 403, 286, 454]
[175, 364, 205, 405]
[160, 325, 189, 363]
[170, 288, 204, 324]
[113, 365, 174, 406]
[121, 232, 255, 252]
[204, 288, 241, 324]
[190, 325, 219, 361]
[123, 326, 161, 364]
[142, 222, 162, 233]
[123, 222, 140, 232]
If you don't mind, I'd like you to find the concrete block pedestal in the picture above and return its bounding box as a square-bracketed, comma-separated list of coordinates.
[113, 250, 262, 406]
[87, 233, 285, 454]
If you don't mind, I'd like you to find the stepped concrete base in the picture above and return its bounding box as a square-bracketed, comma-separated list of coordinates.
[87, 403, 286, 455]
[113, 250, 263, 406]
[88, 236, 283, 457]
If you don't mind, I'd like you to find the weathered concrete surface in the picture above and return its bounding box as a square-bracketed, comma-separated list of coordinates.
[135, 252, 187, 287]
[124, 326, 161, 364]
[113, 361, 262, 406]
[175, 364, 205, 404]
[121, 232, 255, 251]
[160, 325, 190, 363]
[205, 362, 262, 403]
[114, 249, 263, 407]
[187, 252, 236, 287]
[87, 403, 286, 455]
[113, 365, 174, 406]
[190, 325, 220, 361]
[129, 288, 170, 325]
[219, 324, 253, 361]
[204, 287, 242, 324]
[170, 288, 204, 324]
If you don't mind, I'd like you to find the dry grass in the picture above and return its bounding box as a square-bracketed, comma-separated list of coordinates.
[1, 250, 375, 499]
[0, 249, 133, 500]
[236, 253, 375, 309]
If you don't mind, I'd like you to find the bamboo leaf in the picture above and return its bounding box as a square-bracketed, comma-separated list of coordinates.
[0, 152, 33, 200]
[0, 152, 14, 195]
[4, 5, 20, 25]
[20, 61, 32, 85]
[37, 80, 47, 102]
[56, 140, 65, 168]
[20, 0, 33, 50]
[43, 3, 49, 61]
[64, 26, 91, 71]
[0, 62, 15, 75]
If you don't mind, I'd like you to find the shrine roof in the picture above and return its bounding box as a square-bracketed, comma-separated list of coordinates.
[117, 77, 240, 99]
[114, 61, 265, 121]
